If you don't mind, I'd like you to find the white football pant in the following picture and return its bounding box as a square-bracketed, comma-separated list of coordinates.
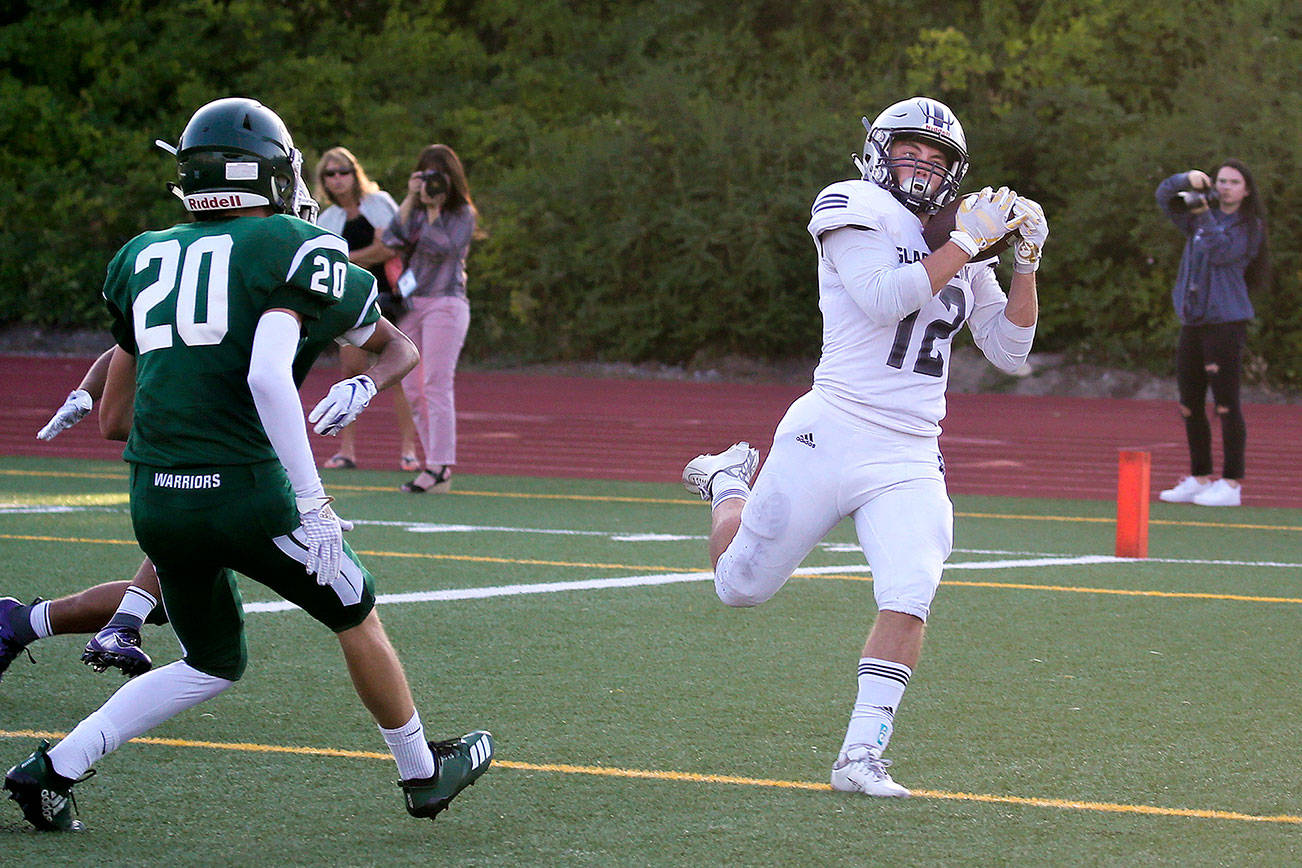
[715, 391, 953, 620]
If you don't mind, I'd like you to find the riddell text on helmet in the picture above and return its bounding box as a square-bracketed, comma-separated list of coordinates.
[184, 192, 265, 210]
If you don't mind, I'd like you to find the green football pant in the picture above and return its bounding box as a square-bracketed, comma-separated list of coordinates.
[129, 461, 375, 681]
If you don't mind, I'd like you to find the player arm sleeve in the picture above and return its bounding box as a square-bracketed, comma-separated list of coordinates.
[248, 310, 326, 502]
[967, 265, 1036, 373]
[338, 322, 378, 348]
[821, 226, 934, 324]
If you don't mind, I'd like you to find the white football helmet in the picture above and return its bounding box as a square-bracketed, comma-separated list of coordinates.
[854, 96, 969, 214]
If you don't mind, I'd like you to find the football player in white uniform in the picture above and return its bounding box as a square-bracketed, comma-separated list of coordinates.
[683, 96, 1048, 797]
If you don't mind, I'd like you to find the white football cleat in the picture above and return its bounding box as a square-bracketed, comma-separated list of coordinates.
[682, 442, 759, 501]
[1158, 476, 1211, 503]
[830, 746, 911, 798]
[1192, 478, 1242, 507]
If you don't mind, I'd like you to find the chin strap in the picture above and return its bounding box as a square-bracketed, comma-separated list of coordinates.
[289, 148, 320, 224]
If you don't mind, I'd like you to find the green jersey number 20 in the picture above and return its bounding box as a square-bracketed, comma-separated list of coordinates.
[131, 234, 345, 354]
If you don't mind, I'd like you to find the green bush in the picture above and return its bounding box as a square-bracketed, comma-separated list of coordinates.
[2, 0, 1298, 387]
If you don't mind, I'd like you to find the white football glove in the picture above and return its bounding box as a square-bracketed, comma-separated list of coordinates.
[37, 389, 93, 440]
[950, 186, 1025, 257]
[1011, 195, 1049, 274]
[308, 375, 377, 436]
[296, 494, 355, 585]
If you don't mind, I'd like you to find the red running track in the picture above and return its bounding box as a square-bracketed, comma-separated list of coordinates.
[3, 354, 1300, 508]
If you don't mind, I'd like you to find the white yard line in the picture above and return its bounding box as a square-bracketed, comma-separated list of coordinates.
[245, 551, 1299, 614]
[350, 519, 703, 543]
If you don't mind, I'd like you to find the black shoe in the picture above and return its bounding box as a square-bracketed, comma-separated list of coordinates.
[401, 466, 452, 494]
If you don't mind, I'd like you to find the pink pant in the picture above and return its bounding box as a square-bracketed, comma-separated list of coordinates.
[398, 295, 469, 468]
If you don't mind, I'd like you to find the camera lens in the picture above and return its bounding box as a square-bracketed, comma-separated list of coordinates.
[422, 171, 448, 198]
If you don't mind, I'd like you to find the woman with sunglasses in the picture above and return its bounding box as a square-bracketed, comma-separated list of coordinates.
[314, 147, 420, 473]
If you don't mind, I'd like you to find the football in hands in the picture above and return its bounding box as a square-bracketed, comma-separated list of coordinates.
[922, 196, 1017, 258]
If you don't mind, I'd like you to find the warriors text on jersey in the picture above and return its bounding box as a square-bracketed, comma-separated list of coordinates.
[806, 180, 1034, 437]
[102, 214, 380, 468]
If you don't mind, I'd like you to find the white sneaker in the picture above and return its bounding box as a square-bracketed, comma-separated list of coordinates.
[830, 746, 911, 798]
[1158, 476, 1211, 503]
[1192, 478, 1242, 507]
[682, 442, 759, 501]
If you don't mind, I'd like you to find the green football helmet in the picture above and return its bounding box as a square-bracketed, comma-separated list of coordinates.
[165, 97, 317, 221]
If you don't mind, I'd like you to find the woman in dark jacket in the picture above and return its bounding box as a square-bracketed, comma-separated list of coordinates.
[1154, 159, 1268, 507]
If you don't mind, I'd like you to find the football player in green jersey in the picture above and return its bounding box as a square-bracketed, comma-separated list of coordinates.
[4, 99, 493, 832]
[5, 230, 419, 681]
[4, 302, 419, 680]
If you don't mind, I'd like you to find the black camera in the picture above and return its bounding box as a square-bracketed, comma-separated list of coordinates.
[419, 170, 449, 198]
[1170, 189, 1219, 212]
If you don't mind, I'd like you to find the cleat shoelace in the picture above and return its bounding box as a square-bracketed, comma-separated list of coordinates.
[64, 769, 96, 821]
[1, 643, 36, 672]
[429, 738, 463, 764]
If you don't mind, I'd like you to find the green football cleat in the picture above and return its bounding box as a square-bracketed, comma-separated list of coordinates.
[3, 740, 92, 831]
[400, 730, 493, 820]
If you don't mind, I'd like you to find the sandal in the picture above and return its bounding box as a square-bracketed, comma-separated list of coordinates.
[400, 454, 420, 473]
[401, 467, 452, 493]
[324, 455, 357, 470]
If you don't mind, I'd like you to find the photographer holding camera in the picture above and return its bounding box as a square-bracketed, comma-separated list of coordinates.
[1155, 160, 1270, 507]
[382, 144, 483, 493]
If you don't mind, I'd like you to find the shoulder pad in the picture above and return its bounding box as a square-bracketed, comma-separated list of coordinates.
[808, 180, 895, 243]
[270, 217, 350, 285]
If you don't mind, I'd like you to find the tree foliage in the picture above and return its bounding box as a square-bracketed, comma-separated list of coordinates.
[2, 0, 1299, 384]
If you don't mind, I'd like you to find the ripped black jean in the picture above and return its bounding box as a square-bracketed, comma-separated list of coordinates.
[1175, 321, 1248, 480]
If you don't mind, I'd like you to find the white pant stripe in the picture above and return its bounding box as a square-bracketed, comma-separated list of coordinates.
[272, 531, 364, 607]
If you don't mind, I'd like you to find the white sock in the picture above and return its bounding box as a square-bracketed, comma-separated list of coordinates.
[28, 600, 53, 639]
[840, 657, 911, 758]
[115, 585, 159, 623]
[710, 479, 751, 510]
[47, 660, 233, 779]
[380, 710, 436, 781]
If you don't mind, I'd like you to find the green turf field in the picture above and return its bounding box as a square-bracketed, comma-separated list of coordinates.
[1, 456, 1299, 865]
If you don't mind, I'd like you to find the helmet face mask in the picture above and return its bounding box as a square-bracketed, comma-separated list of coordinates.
[169, 97, 318, 222]
[857, 97, 969, 214]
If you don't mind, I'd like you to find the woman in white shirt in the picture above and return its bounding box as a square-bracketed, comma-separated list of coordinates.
[314, 147, 420, 472]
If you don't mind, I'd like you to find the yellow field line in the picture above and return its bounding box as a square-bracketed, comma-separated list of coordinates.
[0, 532, 139, 546]
[1, 532, 1297, 603]
[815, 574, 1302, 605]
[0, 533, 681, 572]
[0, 730, 1294, 825]
[3, 468, 1299, 531]
[958, 511, 1302, 532]
[0, 469, 127, 480]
